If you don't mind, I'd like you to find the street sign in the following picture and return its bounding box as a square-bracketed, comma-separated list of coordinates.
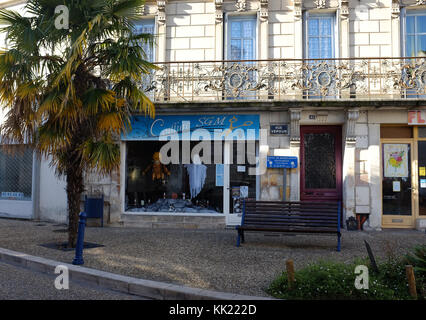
[267, 156, 298, 169]
[270, 124, 289, 135]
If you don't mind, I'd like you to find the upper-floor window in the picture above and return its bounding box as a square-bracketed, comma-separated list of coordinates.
[133, 19, 155, 62]
[405, 10, 426, 57]
[305, 13, 336, 60]
[227, 15, 256, 61]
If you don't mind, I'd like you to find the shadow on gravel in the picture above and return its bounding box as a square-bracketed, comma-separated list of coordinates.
[40, 242, 104, 251]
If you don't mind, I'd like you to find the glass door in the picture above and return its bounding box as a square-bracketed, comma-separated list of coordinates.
[224, 141, 258, 225]
[381, 142, 415, 228]
[300, 126, 342, 201]
[418, 141, 426, 216]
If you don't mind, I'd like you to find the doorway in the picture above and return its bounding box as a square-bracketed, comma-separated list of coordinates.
[300, 126, 343, 201]
[381, 141, 414, 228]
[381, 126, 426, 228]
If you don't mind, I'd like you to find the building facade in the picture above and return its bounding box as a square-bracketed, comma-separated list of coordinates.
[1, 0, 426, 231]
[111, 0, 426, 231]
[0, 0, 68, 223]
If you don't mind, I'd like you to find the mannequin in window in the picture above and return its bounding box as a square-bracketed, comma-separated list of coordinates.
[184, 154, 207, 199]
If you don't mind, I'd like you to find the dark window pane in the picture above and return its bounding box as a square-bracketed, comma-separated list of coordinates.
[0, 146, 33, 200]
[304, 133, 336, 189]
[418, 127, 426, 138]
[229, 142, 257, 214]
[418, 141, 426, 215]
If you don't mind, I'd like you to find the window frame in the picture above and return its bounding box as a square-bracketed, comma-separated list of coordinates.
[401, 8, 426, 57]
[303, 11, 338, 60]
[224, 14, 258, 61]
[133, 18, 156, 63]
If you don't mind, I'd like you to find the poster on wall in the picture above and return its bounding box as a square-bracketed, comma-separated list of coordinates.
[231, 186, 249, 216]
[384, 144, 409, 178]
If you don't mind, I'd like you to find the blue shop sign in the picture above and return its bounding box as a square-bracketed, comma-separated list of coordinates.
[122, 114, 260, 140]
[267, 156, 298, 169]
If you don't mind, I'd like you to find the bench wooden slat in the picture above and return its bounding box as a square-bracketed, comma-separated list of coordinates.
[246, 209, 337, 216]
[244, 220, 336, 229]
[244, 215, 338, 221]
[237, 226, 338, 233]
[244, 220, 338, 226]
[245, 214, 338, 220]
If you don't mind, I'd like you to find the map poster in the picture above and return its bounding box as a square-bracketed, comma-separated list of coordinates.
[384, 144, 409, 178]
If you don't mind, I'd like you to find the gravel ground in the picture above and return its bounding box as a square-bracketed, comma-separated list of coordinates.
[0, 218, 425, 297]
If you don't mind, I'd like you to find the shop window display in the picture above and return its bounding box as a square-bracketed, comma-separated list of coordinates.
[126, 141, 223, 213]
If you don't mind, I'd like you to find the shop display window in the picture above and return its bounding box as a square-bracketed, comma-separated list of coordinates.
[125, 141, 223, 213]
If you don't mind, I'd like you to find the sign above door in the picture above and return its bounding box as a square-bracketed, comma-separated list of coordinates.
[408, 110, 426, 125]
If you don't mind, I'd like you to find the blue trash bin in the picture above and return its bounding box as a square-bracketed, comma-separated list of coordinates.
[84, 195, 104, 227]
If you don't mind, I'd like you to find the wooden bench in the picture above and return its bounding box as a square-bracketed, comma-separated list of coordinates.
[236, 200, 342, 251]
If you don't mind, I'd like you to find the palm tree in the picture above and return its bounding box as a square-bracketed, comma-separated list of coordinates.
[0, 0, 156, 247]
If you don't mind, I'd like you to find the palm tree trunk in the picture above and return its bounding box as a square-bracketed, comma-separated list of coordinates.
[66, 166, 84, 248]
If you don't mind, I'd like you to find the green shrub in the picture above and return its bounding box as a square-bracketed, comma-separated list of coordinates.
[404, 245, 426, 277]
[404, 245, 426, 298]
[267, 245, 426, 300]
[267, 260, 400, 300]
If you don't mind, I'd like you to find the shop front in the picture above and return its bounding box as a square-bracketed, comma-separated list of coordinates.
[381, 112, 426, 229]
[121, 114, 260, 227]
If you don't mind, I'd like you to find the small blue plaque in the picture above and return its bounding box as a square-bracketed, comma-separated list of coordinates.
[267, 156, 298, 169]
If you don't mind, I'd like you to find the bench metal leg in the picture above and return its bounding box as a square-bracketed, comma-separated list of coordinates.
[337, 233, 341, 252]
[236, 230, 241, 247]
[241, 230, 245, 243]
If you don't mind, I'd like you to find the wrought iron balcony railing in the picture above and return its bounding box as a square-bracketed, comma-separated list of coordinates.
[139, 57, 426, 103]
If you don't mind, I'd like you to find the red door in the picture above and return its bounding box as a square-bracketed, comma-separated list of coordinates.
[300, 126, 342, 201]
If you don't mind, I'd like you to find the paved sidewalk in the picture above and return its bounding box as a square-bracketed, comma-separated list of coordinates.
[0, 261, 145, 300]
[0, 218, 424, 297]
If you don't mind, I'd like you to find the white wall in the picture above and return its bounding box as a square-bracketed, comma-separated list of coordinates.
[0, 199, 32, 218]
[38, 156, 67, 223]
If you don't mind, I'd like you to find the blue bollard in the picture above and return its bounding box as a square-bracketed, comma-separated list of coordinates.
[72, 212, 87, 265]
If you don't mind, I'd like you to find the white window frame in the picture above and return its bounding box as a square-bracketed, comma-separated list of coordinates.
[303, 11, 339, 60]
[401, 8, 426, 57]
[133, 18, 157, 63]
[224, 13, 258, 61]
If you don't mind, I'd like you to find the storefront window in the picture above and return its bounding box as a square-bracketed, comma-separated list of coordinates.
[418, 141, 426, 215]
[125, 141, 223, 213]
[229, 141, 257, 214]
[0, 146, 33, 201]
